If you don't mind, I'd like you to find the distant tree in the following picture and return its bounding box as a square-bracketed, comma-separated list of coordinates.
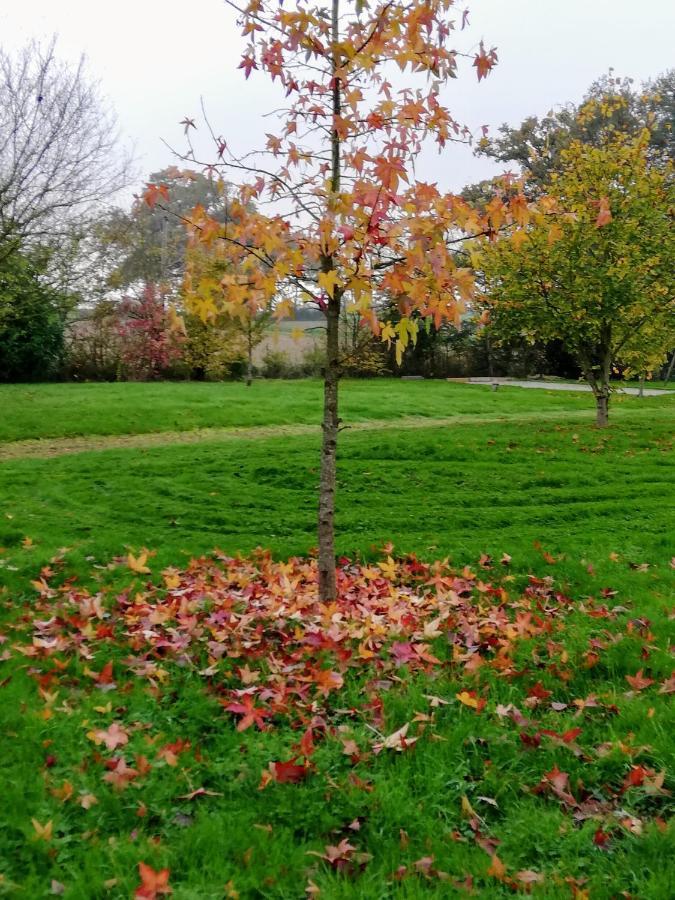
[0, 37, 131, 260]
[480, 128, 675, 426]
[0, 247, 71, 381]
[96, 168, 234, 292]
[475, 70, 675, 193]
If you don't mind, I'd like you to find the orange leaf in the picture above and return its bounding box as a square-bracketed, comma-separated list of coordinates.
[595, 197, 612, 227]
[135, 862, 172, 899]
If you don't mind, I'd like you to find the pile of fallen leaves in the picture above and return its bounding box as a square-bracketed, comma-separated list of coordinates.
[16, 548, 580, 729]
[4, 548, 674, 896]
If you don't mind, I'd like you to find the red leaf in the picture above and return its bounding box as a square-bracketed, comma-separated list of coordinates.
[271, 760, 308, 784]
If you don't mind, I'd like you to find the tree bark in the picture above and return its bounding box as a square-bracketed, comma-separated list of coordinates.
[638, 373, 645, 398]
[246, 321, 253, 387]
[595, 391, 609, 427]
[316, 0, 341, 601]
[318, 295, 340, 600]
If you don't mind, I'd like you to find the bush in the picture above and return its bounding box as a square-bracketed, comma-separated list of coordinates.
[0, 248, 68, 382]
[261, 349, 295, 378]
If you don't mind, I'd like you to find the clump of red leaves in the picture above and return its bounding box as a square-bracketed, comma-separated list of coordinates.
[15, 550, 574, 730]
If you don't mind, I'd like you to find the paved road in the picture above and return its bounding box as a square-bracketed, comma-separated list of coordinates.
[467, 378, 673, 397]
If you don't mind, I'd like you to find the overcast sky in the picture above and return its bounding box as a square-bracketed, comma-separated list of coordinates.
[2, 0, 674, 203]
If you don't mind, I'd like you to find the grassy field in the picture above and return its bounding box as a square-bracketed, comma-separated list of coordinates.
[0, 381, 673, 898]
[2, 378, 669, 443]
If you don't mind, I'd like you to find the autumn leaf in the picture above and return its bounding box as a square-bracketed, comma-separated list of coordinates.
[487, 854, 506, 881]
[456, 691, 486, 713]
[224, 693, 272, 731]
[87, 722, 129, 751]
[143, 183, 169, 210]
[317, 270, 341, 298]
[625, 670, 655, 691]
[473, 43, 497, 81]
[102, 758, 139, 790]
[178, 787, 223, 801]
[31, 818, 53, 841]
[373, 722, 417, 753]
[135, 862, 172, 899]
[269, 759, 308, 783]
[595, 196, 612, 227]
[128, 551, 151, 574]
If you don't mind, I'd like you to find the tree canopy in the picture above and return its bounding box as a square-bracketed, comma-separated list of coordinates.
[479, 127, 675, 425]
[0, 38, 131, 258]
[474, 70, 675, 192]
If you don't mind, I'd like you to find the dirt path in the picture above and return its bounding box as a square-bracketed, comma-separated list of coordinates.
[0, 408, 653, 462]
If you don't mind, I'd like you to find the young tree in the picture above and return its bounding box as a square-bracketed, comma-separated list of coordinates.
[154, 1, 532, 600]
[480, 128, 674, 426]
[0, 38, 131, 259]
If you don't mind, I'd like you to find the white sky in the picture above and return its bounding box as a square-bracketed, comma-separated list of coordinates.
[2, 0, 674, 201]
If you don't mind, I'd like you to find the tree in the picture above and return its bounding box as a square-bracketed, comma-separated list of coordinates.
[0, 246, 71, 381]
[155, 1, 534, 600]
[117, 284, 185, 380]
[96, 168, 233, 292]
[479, 129, 675, 426]
[182, 231, 273, 384]
[0, 37, 131, 260]
[475, 70, 675, 192]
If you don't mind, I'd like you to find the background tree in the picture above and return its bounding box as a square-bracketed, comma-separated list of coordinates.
[480, 128, 674, 426]
[116, 284, 185, 380]
[0, 245, 72, 381]
[97, 168, 232, 292]
[0, 37, 131, 261]
[160, 0, 534, 600]
[474, 70, 675, 193]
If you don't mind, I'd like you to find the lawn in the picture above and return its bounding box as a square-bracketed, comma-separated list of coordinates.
[0, 381, 673, 898]
[1, 378, 668, 443]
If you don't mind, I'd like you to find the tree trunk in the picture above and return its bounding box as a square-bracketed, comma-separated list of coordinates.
[245, 323, 253, 387]
[595, 391, 609, 427]
[663, 350, 675, 384]
[638, 373, 645, 398]
[594, 328, 612, 427]
[316, 0, 341, 601]
[318, 296, 340, 601]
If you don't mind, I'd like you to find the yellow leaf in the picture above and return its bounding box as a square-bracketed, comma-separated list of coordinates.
[318, 270, 341, 298]
[461, 794, 478, 819]
[379, 556, 397, 580]
[510, 229, 528, 251]
[127, 552, 151, 574]
[31, 819, 53, 841]
[163, 568, 181, 590]
[456, 691, 479, 709]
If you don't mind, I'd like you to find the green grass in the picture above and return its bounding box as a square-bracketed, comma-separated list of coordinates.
[0, 382, 674, 898]
[2, 378, 670, 443]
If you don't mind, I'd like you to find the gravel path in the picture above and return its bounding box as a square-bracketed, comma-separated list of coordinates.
[467, 378, 673, 397]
